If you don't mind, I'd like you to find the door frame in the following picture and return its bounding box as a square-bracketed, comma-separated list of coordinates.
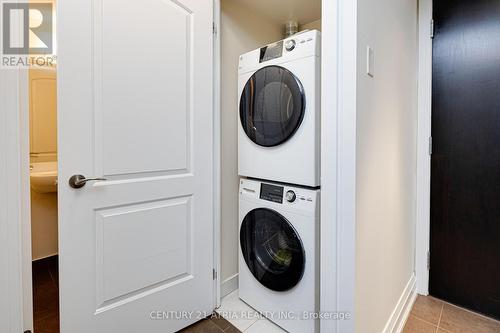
[0, 63, 30, 333]
[213, 0, 222, 308]
[415, 0, 433, 296]
[0, 0, 33, 330]
[3, 0, 359, 332]
[320, 0, 357, 332]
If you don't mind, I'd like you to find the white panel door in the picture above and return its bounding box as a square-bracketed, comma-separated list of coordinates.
[57, 0, 214, 332]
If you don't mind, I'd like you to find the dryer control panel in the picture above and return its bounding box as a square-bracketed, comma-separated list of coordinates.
[259, 41, 284, 63]
[239, 29, 321, 75]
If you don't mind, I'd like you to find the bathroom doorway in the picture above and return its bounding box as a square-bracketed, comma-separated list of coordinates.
[28, 1, 59, 332]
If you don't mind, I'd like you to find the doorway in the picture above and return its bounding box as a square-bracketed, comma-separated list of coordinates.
[27, 1, 59, 331]
[430, 0, 500, 320]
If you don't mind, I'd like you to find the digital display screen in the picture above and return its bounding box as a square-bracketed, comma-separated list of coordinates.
[259, 41, 283, 63]
[260, 183, 284, 203]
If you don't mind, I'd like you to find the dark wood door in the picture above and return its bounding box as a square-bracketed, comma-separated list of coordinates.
[430, 0, 500, 320]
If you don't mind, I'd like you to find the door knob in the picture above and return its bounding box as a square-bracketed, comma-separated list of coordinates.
[69, 175, 107, 189]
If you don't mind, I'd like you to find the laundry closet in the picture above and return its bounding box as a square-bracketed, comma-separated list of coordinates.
[219, 0, 322, 331]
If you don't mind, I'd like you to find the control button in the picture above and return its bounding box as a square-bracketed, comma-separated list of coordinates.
[285, 190, 297, 203]
[285, 39, 296, 51]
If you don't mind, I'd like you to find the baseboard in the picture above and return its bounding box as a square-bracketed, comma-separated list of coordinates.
[221, 273, 238, 298]
[382, 273, 417, 333]
[32, 253, 58, 262]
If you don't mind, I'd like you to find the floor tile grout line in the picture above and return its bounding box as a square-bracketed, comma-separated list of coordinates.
[436, 303, 444, 331]
[48, 266, 57, 287]
[209, 318, 225, 333]
[410, 314, 440, 328]
[209, 317, 230, 332]
[243, 319, 259, 332]
[438, 328, 453, 333]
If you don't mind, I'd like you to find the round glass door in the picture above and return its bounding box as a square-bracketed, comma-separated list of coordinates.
[240, 66, 305, 147]
[240, 208, 305, 291]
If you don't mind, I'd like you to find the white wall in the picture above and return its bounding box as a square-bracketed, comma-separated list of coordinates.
[355, 0, 418, 332]
[29, 66, 57, 162]
[220, 0, 283, 289]
[301, 19, 322, 31]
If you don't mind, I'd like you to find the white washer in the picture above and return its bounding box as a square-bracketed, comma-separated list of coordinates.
[238, 30, 321, 187]
[238, 178, 319, 333]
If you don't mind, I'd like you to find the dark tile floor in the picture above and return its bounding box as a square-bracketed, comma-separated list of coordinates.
[32, 256, 240, 333]
[33, 256, 60, 333]
[178, 314, 241, 333]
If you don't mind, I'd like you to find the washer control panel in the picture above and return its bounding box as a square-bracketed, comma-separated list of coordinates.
[240, 179, 319, 215]
[260, 183, 284, 203]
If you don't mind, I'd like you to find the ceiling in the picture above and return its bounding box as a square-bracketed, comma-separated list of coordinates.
[229, 0, 321, 25]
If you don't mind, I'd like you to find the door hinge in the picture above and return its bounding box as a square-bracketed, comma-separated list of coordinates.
[427, 251, 431, 270]
[430, 19, 435, 39]
[213, 268, 217, 280]
[429, 136, 433, 156]
[213, 22, 218, 35]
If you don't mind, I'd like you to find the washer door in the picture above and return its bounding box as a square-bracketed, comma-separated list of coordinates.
[240, 208, 305, 291]
[240, 66, 305, 147]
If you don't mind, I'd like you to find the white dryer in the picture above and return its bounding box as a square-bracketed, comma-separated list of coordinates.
[238, 30, 321, 187]
[238, 178, 319, 333]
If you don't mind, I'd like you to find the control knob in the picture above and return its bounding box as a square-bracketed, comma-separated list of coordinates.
[285, 190, 297, 203]
[285, 39, 296, 51]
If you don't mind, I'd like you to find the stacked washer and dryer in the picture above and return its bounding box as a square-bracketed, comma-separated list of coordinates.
[237, 30, 321, 333]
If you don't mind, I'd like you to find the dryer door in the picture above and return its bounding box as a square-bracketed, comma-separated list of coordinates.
[240, 208, 305, 291]
[240, 66, 305, 147]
